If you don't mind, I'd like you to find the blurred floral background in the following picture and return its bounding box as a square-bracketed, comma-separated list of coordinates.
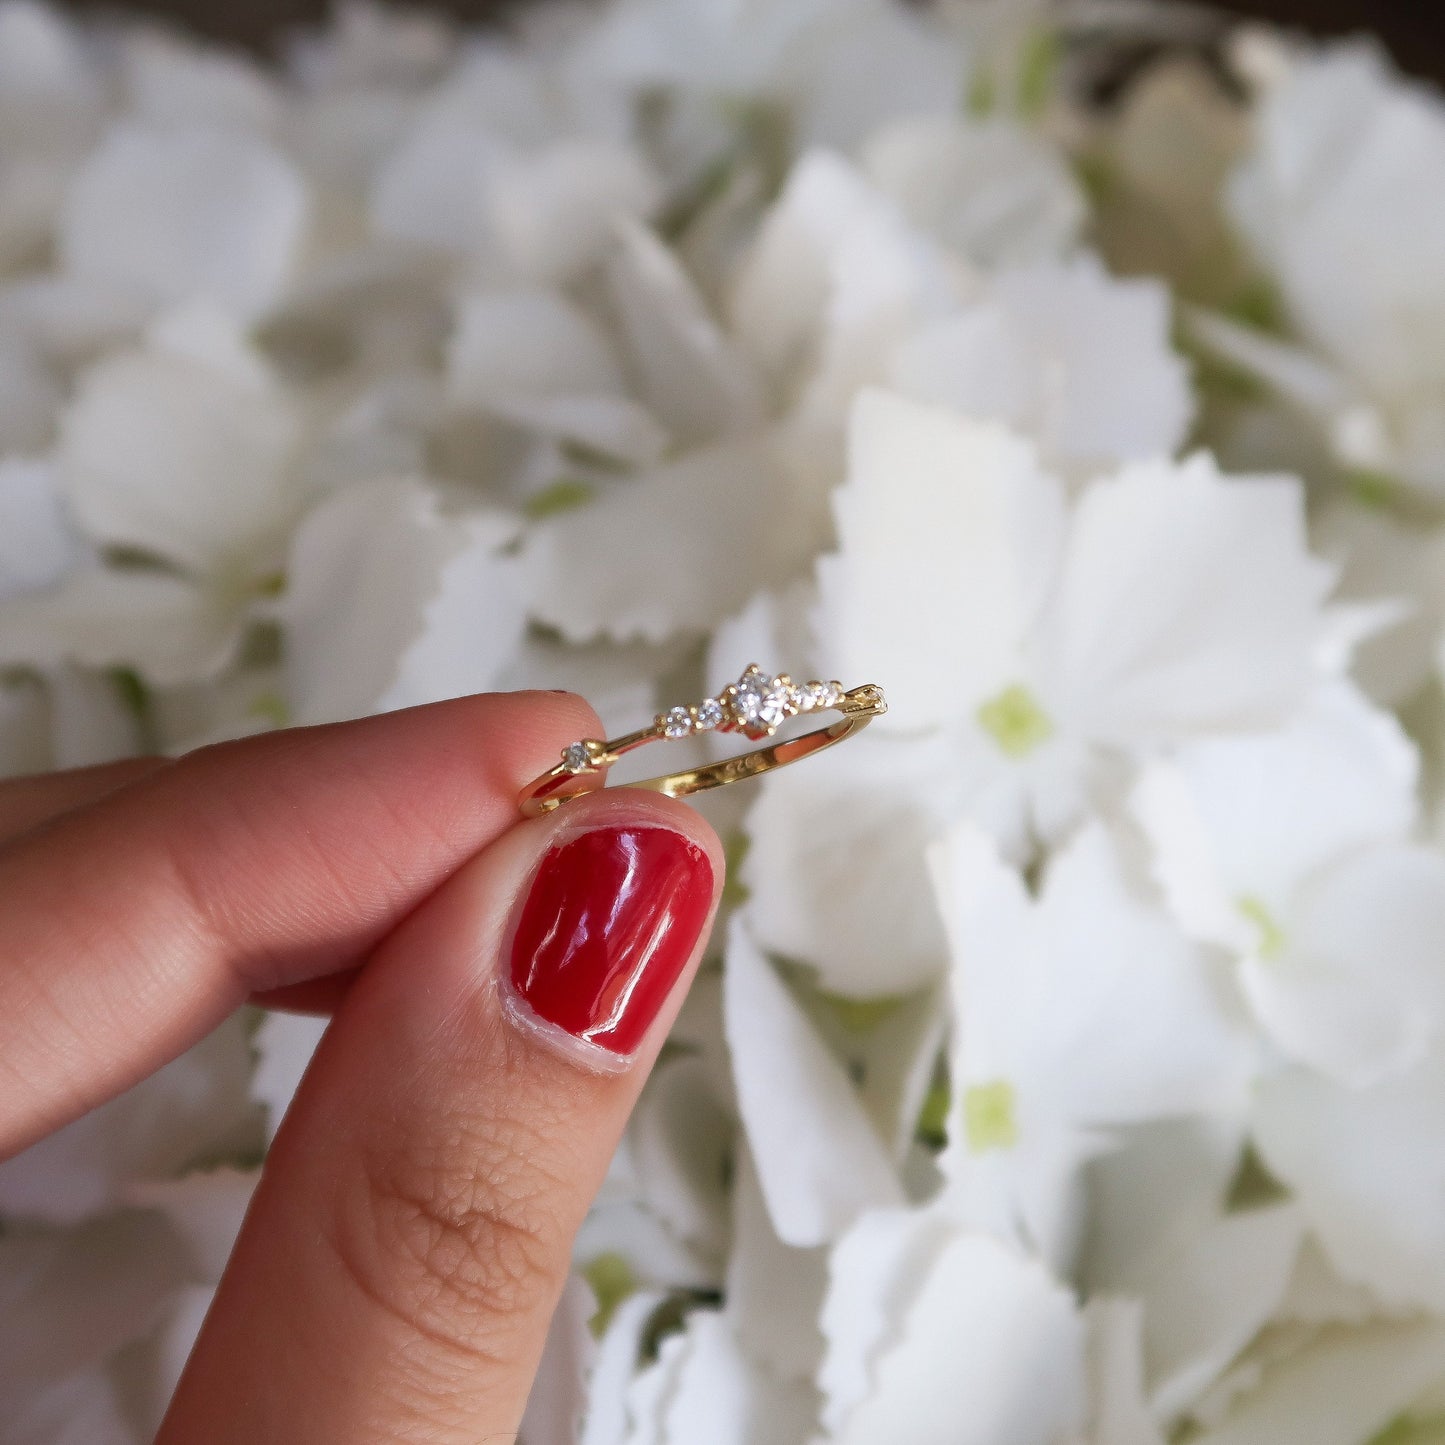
[6, 0, 1445, 1440]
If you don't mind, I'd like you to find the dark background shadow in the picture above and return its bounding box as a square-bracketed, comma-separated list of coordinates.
[46, 0, 1445, 82]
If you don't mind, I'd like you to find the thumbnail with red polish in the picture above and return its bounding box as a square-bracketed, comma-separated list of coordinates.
[508, 825, 715, 1057]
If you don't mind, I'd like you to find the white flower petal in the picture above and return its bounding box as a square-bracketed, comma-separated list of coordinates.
[136, 1283, 215, 1437]
[627, 1056, 733, 1266]
[280, 480, 525, 724]
[1135, 1203, 1305, 1418]
[1245, 844, 1445, 1085]
[817, 390, 1066, 730]
[931, 824, 1250, 1260]
[449, 286, 624, 404]
[60, 121, 308, 321]
[723, 912, 904, 1248]
[890, 259, 1193, 477]
[1133, 681, 1418, 952]
[250, 1009, 329, 1141]
[580, 1288, 670, 1445]
[862, 116, 1085, 267]
[7, 1366, 137, 1445]
[935, 822, 1249, 1132]
[372, 61, 654, 282]
[725, 1148, 827, 1382]
[0, 328, 62, 453]
[1276, 1237, 1393, 1328]
[741, 731, 956, 997]
[0, 1211, 190, 1403]
[489, 139, 661, 285]
[1230, 46, 1445, 401]
[1254, 1053, 1445, 1312]
[603, 218, 763, 446]
[728, 154, 954, 402]
[57, 321, 302, 575]
[816, 1204, 958, 1436]
[1313, 499, 1445, 705]
[0, 566, 243, 686]
[123, 1166, 259, 1283]
[520, 1275, 598, 1445]
[0, 1014, 260, 1225]
[1083, 1300, 1167, 1445]
[45, 665, 145, 768]
[654, 1309, 818, 1445]
[832, 1232, 1085, 1445]
[526, 435, 823, 644]
[1050, 452, 1333, 740]
[498, 630, 685, 737]
[0, 457, 82, 601]
[121, 31, 282, 135]
[1188, 1319, 1445, 1445]
[0, 675, 50, 777]
[783, 0, 966, 152]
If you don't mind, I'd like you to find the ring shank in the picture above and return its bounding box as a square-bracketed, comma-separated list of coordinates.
[519, 688, 883, 816]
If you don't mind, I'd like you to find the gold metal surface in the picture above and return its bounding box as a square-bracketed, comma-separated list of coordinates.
[519, 682, 887, 817]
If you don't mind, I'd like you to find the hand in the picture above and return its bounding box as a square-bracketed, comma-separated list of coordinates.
[0, 691, 723, 1442]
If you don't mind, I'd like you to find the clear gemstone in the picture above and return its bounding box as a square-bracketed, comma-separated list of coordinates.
[695, 697, 725, 730]
[733, 667, 790, 733]
[662, 705, 693, 739]
[820, 681, 844, 708]
[562, 741, 592, 772]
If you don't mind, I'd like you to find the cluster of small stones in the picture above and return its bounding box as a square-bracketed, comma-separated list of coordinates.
[658, 665, 846, 743]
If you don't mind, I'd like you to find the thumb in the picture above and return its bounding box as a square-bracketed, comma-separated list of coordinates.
[159, 789, 722, 1444]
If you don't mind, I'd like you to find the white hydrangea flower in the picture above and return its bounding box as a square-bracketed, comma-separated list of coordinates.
[929, 823, 1250, 1265]
[1184, 1315, 1445, 1445]
[1134, 683, 1445, 1086]
[0, 1013, 260, 1226]
[819, 1208, 1086, 1445]
[723, 912, 905, 1248]
[586, 0, 969, 154]
[0, 0, 104, 272]
[860, 114, 1085, 267]
[1253, 1052, 1445, 1314]
[1080, 1118, 1303, 1420]
[0, 307, 304, 687]
[1226, 44, 1445, 494]
[60, 121, 310, 322]
[7, 4, 1445, 1441]
[278, 477, 528, 724]
[746, 390, 1331, 996]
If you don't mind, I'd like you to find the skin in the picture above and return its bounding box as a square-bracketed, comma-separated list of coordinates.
[0, 690, 724, 1443]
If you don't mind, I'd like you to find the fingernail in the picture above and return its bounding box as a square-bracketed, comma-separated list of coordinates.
[506, 825, 715, 1060]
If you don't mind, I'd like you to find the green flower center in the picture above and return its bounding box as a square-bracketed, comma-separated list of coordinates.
[977, 684, 1054, 758]
[964, 1080, 1018, 1153]
[1236, 895, 1287, 960]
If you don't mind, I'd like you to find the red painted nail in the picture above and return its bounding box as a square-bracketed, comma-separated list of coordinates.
[507, 825, 715, 1059]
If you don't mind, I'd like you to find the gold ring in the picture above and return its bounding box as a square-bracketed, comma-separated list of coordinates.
[519, 665, 887, 816]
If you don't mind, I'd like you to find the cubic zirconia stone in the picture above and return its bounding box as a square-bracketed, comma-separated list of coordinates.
[696, 697, 725, 730]
[562, 741, 592, 772]
[733, 667, 789, 732]
[820, 681, 844, 708]
[662, 706, 693, 739]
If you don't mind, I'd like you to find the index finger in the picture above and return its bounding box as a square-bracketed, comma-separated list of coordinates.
[0, 690, 598, 1156]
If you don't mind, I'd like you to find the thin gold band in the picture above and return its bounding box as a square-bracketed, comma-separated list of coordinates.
[518, 671, 887, 817]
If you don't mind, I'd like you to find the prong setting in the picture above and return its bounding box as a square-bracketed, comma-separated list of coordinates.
[649, 664, 850, 744]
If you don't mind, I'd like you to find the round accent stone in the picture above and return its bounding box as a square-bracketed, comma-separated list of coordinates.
[562, 741, 593, 772]
[695, 697, 725, 730]
[662, 706, 694, 739]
